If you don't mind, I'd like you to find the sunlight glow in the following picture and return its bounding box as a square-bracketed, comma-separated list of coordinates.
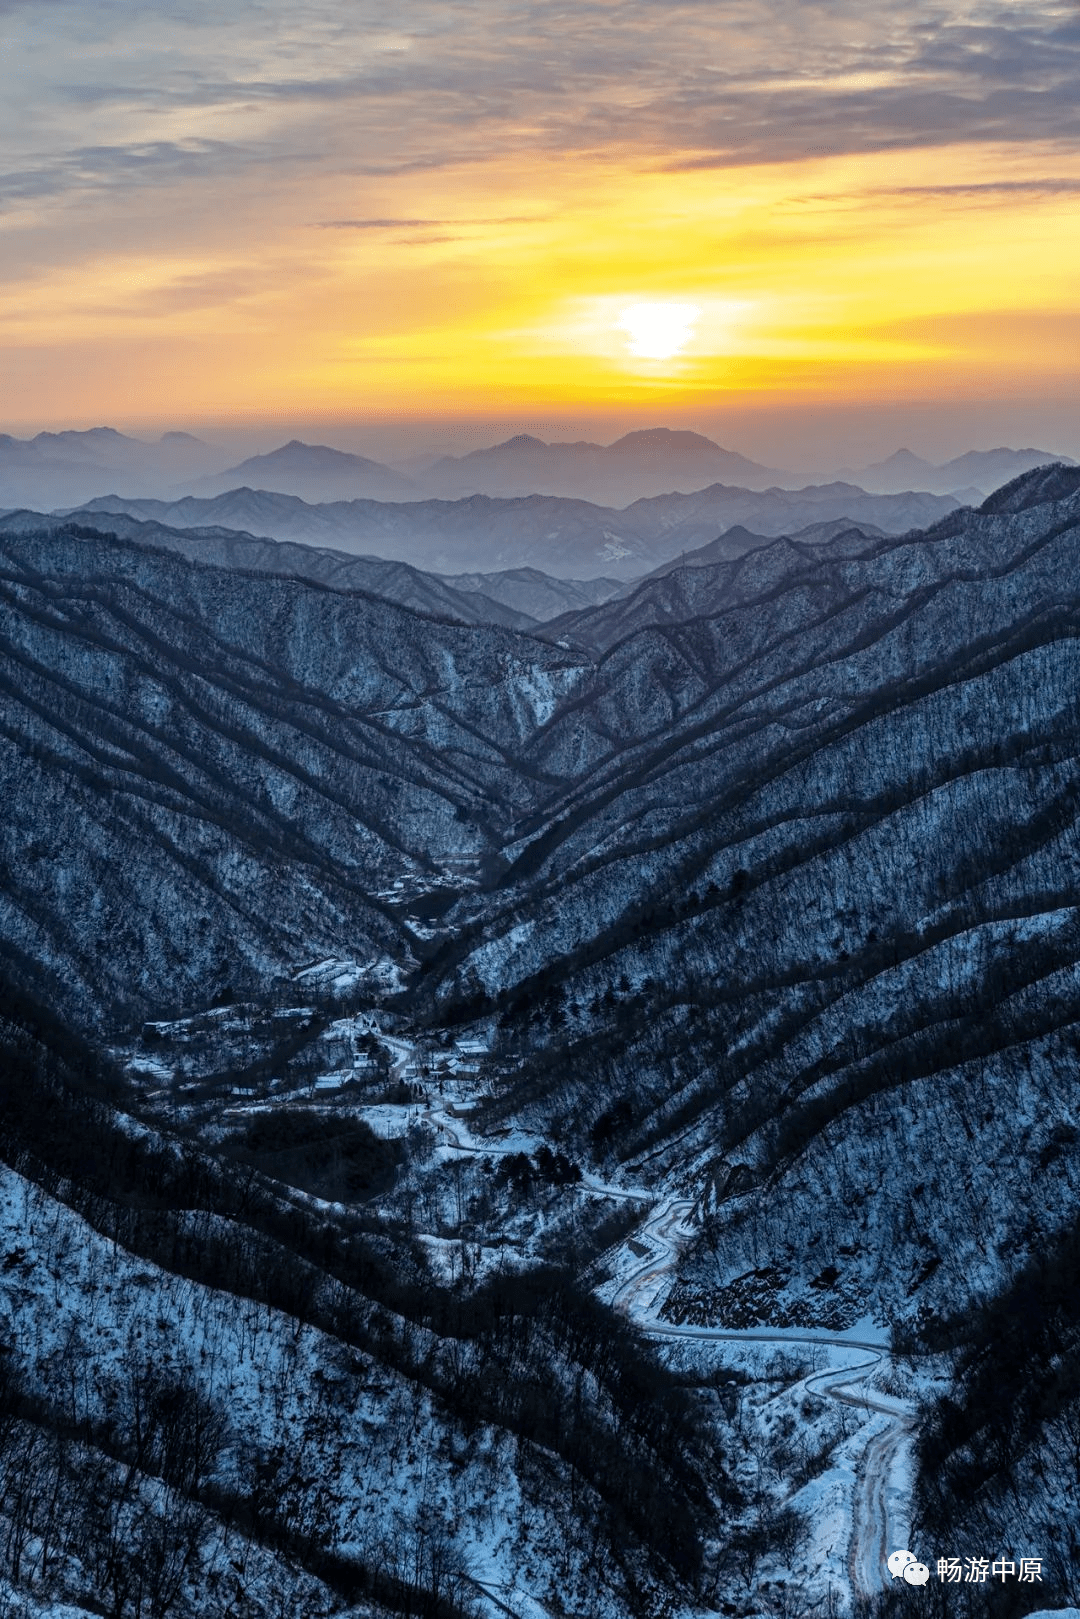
[4, 142, 1079, 425]
[617, 302, 700, 359]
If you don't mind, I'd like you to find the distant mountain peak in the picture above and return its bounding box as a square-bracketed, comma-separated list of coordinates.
[246, 441, 396, 473]
[422, 424, 782, 502]
[832, 443, 1077, 497]
[272, 440, 360, 462]
[876, 448, 931, 468]
[609, 427, 723, 449]
[35, 425, 131, 443]
[179, 441, 419, 503]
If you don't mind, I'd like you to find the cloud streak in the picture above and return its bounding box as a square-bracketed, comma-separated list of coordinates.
[3, 0, 1079, 206]
[319, 215, 547, 229]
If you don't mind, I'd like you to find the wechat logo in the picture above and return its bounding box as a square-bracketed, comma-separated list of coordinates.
[888, 1549, 930, 1586]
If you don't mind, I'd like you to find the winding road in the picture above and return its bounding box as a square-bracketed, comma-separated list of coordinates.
[611, 1195, 915, 1602]
[401, 1095, 916, 1607]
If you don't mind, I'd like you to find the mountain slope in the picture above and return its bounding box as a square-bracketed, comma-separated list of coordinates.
[0, 982, 722, 1619]
[7, 464, 1080, 1614]
[544, 521, 888, 650]
[0, 522, 586, 1026]
[54, 504, 626, 624]
[410, 465, 1080, 1336]
[437, 566, 624, 620]
[633, 517, 887, 580]
[6, 508, 538, 630]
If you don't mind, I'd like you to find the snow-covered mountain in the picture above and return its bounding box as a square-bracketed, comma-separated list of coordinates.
[3, 508, 545, 630]
[4, 462, 1080, 1615]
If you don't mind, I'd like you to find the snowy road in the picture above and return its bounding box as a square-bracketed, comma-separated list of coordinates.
[844, 1404, 915, 1598]
[610, 1196, 915, 1603]
[408, 1105, 914, 1604]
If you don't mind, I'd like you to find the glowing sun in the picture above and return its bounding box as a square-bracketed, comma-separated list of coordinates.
[617, 301, 700, 359]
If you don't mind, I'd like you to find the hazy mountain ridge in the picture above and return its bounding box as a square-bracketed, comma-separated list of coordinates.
[833, 443, 1076, 496]
[70, 479, 959, 579]
[5, 423, 1070, 520]
[189, 439, 420, 503]
[0, 427, 221, 508]
[421, 427, 785, 503]
[1, 508, 540, 631]
[0, 426, 211, 470]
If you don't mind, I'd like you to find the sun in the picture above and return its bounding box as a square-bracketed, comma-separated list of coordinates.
[616, 301, 700, 359]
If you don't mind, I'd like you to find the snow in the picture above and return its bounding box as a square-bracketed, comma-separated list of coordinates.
[598, 1191, 932, 1606]
[0, 1589, 101, 1619]
[294, 954, 407, 993]
[124, 1054, 172, 1082]
[0, 1160, 590, 1617]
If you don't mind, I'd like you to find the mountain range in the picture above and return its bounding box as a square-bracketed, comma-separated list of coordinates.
[831, 443, 1077, 496]
[3, 423, 1073, 515]
[5, 463, 1080, 1304]
[0, 426, 219, 507]
[4, 460, 1080, 1615]
[187, 439, 421, 503]
[69, 480, 961, 578]
[418, 427, 783, 503]
[0, 506, 626, 630]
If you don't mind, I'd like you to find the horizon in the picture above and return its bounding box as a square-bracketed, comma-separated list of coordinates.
[2, 411, 1079, 481]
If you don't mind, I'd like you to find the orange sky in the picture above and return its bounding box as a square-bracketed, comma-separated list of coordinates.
[1, 1, 1078, 460]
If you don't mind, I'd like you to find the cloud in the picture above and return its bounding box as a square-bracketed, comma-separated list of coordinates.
[94, 265, 293, 317]
[318, 214, 548, 228]
[319, 218, 448, 229]
[880, 177, 1080, 197]
[0, 139, 257, 211]
[4, 0, 1080, 202]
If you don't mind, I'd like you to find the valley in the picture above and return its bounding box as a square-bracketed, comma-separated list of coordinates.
[2, 460, 1080, 1616]
[118, 991, 926, 1615]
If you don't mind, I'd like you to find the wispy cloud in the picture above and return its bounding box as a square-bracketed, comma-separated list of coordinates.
[0, 139, 252, 210]
[881, 177, 1080, 197]
[4, 0, 1080, 205]
[319, 215, 549, 229]
[320, 218, 448, 229]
